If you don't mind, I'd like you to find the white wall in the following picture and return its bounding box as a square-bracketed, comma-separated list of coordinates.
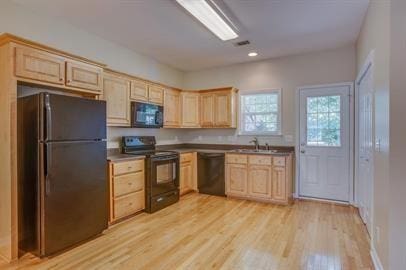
[183, 46, 356, 146]
[0, 1, 184, 88]
[0, 0, 187, 149]
[389, 0, 406, 269]
[356, 1, 390, 268]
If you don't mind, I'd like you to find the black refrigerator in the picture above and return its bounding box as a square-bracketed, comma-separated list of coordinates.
[18, 92, 108, 257]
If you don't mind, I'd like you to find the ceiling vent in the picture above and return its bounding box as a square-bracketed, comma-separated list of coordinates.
[234, 40, 250, 47]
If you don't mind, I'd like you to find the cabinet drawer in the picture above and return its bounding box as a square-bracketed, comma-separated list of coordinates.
[180, 153, 194, 163]
[273, 157, 286, 167]
[226, 154, 247, 164]
[113, 160, 144, 176]
[248, 155, 272, 165]
[113, 172, 144, 197]
[113, 191, 145, 219]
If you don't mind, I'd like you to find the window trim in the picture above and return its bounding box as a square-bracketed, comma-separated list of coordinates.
[238, 89, 282, 136]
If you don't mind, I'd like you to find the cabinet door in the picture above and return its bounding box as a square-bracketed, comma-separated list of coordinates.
[130, 79, 148, 102]
[200, 93, 214, 127]
[226, 164, 248, 196]
[66, 60, 103, 93]
[248, 165, 272, 199]
[181, 93, 200, 127]
[180, 161, 193, 195]
[164, 89, 181, 127]
[148, 85, 164, 105]
[272, 166, 287, 201]
[102, 73, 131, 126]
[15, 46, 65, 85]
[214, 92, 232, 127]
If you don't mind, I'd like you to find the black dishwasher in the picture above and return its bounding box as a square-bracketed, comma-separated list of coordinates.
[197, 152, 225, 196]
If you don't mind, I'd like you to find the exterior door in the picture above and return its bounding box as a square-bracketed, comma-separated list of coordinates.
[357, 64, 374, 233]
[299, 85, 351, 201]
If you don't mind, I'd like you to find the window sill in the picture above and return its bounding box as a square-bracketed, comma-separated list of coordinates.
[238, 133, 283, 137]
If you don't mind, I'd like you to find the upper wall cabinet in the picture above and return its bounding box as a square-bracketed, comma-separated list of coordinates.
[148, 85, 164, 105]
[181, 92, 200, 128]
[130, 80, 164, 105]
[199, 88, 238, 128]
[130, 79, 148, 102]
[66, 60, 103, 93]
[14, 44, 104, 95]
[15, 45, 65, 85]
[200, 93, 214, 127]
[164, 88, 181, 127]
[102, 72, 131, 127]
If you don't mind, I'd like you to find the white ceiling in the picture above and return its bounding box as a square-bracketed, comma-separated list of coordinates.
[12, 0, 369, 71]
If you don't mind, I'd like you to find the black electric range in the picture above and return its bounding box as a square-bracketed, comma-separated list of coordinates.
[122, 136, 179, 213]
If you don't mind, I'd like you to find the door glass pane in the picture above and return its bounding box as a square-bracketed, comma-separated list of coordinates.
[306, 95, 341, 146]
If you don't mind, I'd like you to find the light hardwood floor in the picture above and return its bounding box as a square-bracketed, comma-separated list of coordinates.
[1, 193, 373, 270]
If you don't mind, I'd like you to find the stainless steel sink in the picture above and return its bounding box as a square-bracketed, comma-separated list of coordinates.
[231, 149, 278, 154]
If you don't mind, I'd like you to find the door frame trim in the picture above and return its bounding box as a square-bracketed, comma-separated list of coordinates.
[294, 82, 355, 204]
[355, 50, 375, 235]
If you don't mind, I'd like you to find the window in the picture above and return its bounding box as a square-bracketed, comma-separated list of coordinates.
[306, 95, 341, 146]
[239, 90, 282, 135]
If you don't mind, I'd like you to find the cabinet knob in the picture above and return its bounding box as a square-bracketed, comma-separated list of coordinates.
[59, 78, 63, 81]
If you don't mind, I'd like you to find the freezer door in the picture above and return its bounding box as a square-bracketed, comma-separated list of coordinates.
[42, 93, 106, 141]
[40, 141, 107, 256]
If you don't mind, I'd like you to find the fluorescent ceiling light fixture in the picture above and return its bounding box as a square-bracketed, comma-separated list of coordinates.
[176, 0, 238, 41]
[248, 52, 258, 57]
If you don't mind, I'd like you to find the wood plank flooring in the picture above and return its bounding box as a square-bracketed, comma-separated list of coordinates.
[0, 193, 373, 270]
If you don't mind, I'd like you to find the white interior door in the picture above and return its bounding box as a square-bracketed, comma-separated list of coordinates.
[299, 85, 351, 202]
[357, 64, 374, 233]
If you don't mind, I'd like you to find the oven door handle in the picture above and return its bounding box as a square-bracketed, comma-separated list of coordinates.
[151, 155, 178, 161]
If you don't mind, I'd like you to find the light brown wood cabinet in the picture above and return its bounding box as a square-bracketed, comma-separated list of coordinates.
[108, 159, 145, 223]
[226, 163, 248, 197]
[130, 79, 149, 102]
[225, 153, 293, 205]
[15, 45, 65, 85]
[199, 88, 238, 128]
[248, 165, 272, 199]
[130, 80, 164, 105]
[200, 93, 214, 127]
[179, 152, 197, 195]
[164, 89, 181, 127]
[181, 92, 200, 128]
[148, 85, 164, 104]
[14, 45, 104, 94]
[102, 72, 131, 127]
[66, 60, 103, 93]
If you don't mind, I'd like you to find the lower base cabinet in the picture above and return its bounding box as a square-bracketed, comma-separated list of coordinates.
[225, 154, 293, 205]
[108, 159, 145, 223]
[179, 152, 197, 195]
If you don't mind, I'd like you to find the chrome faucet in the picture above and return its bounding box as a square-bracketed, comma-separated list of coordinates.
[249, 137, 260, 151]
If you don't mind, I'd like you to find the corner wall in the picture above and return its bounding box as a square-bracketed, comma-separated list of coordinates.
[183, 46, 356, 146]
[356, 0, 390, 268]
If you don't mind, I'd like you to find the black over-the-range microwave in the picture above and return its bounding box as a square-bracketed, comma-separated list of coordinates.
[131, 101, 163, 128]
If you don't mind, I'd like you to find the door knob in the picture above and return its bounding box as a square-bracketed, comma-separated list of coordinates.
[300, 150, 305, 154]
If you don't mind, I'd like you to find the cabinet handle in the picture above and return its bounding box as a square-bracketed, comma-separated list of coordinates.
[59, 78, 63, 82]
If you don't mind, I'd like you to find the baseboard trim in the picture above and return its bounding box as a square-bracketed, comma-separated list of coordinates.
[371, 246, 384, 270]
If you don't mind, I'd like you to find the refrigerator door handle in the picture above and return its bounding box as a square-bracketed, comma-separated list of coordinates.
[45, 94, 52, 141]
[45, 144, 52, 196]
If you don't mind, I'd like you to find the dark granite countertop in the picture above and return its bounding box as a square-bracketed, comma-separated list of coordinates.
[107, 143, 294, 161]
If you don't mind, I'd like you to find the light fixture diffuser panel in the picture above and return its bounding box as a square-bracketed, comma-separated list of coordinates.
[176, 0, 238, 41]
